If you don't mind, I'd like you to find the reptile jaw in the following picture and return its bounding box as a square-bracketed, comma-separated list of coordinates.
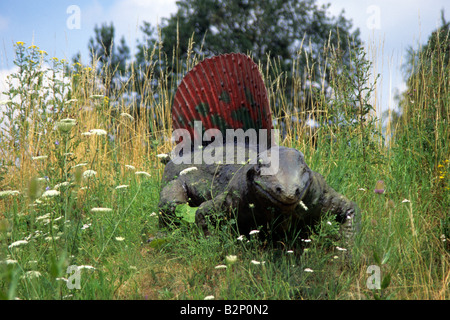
[254, 179, 310, 209]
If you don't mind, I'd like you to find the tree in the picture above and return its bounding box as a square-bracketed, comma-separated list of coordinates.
[391, 9, 449, 168]
[88, 22, 130, 96]
[136, 0, 361, 112]
[394, 10, 449, 129]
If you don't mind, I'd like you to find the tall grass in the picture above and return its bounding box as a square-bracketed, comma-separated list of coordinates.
[0, 32, 448, 300]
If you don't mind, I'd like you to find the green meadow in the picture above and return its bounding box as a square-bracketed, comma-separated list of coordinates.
[0, 31, 448, 300]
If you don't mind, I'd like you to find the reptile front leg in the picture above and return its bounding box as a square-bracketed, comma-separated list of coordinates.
[158, 179, 189, 227]
[308, 172, 361, 245]
[195, 193, 228, 236]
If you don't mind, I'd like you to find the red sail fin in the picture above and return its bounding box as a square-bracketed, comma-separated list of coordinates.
[172, 53, 273, 147]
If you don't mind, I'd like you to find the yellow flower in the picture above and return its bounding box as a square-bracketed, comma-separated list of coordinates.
[52, 57, 59, 61]
[16, 41, 24, 46]
[39, 50, 47, 55]
[439, 175, 445, 179]
[28, 45, 37, 49]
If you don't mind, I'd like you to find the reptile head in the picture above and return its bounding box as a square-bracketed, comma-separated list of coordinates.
[247, 146, 312, 210]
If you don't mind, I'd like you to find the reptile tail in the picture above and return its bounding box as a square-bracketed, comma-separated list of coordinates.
[172, 53, 274, 147]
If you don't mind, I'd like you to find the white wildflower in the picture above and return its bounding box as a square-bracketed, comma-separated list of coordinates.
[89, 129, 107, 136]
[135, 171, 151, 178]
[36, 213, 51, 221]
[8, 240, 28, 249]
[78, 265, 96, 270]
[249, 230, 260, 235]
[336, 246, 347, 251]
[226, 255, 237, 264]
[236, 235, 245, 241]
[115, 237, 125, 241]
[125, 165, 136, 171]
[204, 295, 215, 300]
[215, 265, 227, 269]
[250, 260, 265, 265]
[120, 113, 134, 121]
[301, 239, 311, 243]
[81, 131, 93, 136]
[358, 188, 367, 191]
[115, 185, 129, 190]
[90, 207, 113, 213]
[22, 271, 42, 279]
[402, 199, 411, 203]
[1, 259, 18, 265]
[65, 98, 78, 104]
[287, 250, 294, 254]
[45, 236, 60, 241]
[299, 200, 308, 211]
[41, 190, 60, 198]
[82, 170, 97, 179]
[72, 162, 88, 168]
[31, 155, 48, 160]
[157, 153, 170, 160]
[81, 223, 91, 230]
[249, 203, 255, 209]
[54, 182, 71, 189]
[55, 118, 77, 133]
[0, 190, 20, 198]
[149, 212, 157, 217]
[89, 94, 104, 100]
[304, 268, 314, 273]
[179, 167, 198, 176]
[327, 221, 332, 225]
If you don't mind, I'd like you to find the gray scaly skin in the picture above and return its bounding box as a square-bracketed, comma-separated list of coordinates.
[158, 144, 360, 245]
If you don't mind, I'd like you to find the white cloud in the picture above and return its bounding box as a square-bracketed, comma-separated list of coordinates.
[77, 0, 178, 55]
[0, 15, 9, 32]
[109, 0, 178, 39]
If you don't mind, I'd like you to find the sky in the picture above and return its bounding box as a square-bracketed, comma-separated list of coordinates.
[0, 0, 449, 114]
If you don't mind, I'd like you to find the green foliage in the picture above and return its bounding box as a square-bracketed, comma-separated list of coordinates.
[0, 43, 72, 162]
[325, 44, 384, 171]
[174, 203, 198, 224]
[142, 0, 360, 72]
[79, 22, 130, 97]
[393, 9, 449, 171]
